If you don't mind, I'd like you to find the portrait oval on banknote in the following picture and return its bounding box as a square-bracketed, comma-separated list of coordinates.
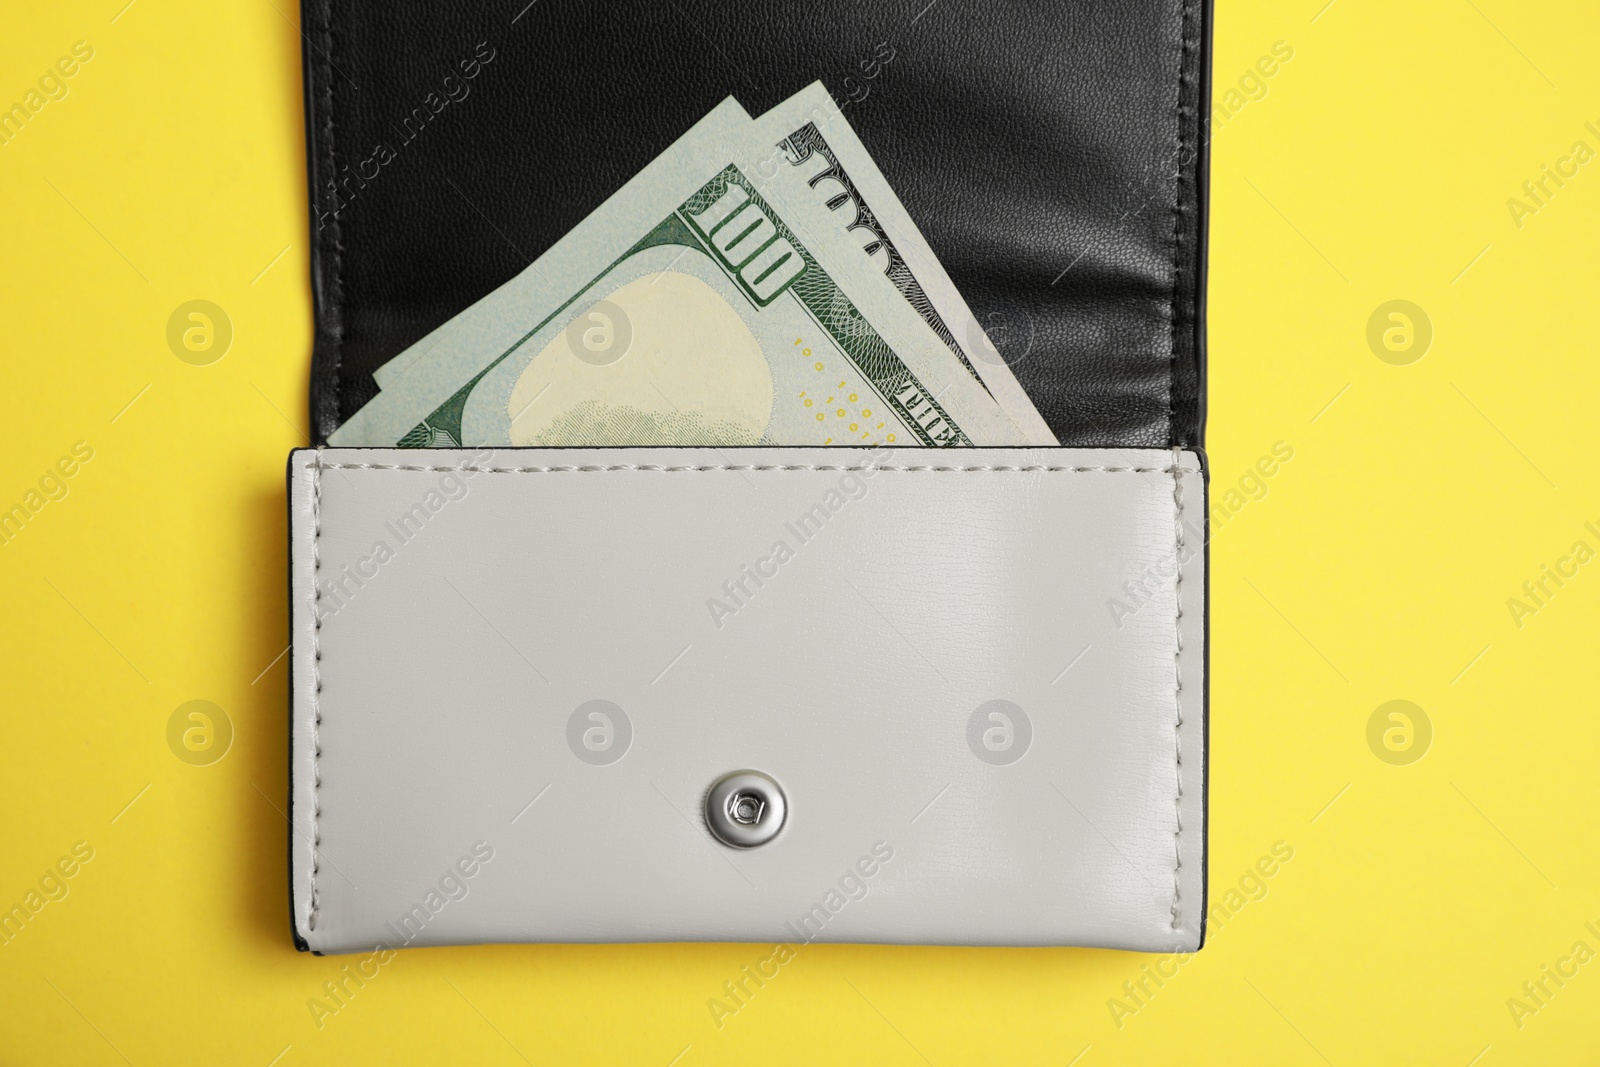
[482, 265, 776, 447]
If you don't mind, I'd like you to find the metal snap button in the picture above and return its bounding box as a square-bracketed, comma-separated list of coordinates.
[705, 770, 786, 848]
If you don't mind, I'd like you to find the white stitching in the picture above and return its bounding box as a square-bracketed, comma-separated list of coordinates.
[311, 462, 1201, 475]
[309, 450, 324, 933]
[1169, 447, 1185, 931]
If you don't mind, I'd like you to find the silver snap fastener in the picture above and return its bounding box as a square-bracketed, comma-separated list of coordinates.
[705, 770, 786, 848]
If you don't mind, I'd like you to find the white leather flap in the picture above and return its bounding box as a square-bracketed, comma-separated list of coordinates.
[289, 447, 1207, 954]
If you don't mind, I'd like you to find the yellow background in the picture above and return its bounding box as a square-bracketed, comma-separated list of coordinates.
[2, 0, 1596, 1062]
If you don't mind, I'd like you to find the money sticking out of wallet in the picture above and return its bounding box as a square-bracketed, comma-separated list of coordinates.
[328, 82, 1058, 450]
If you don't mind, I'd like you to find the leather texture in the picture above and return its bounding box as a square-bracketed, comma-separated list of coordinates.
[289, 447, 1208, 954]
[300, 0, 1211, 448]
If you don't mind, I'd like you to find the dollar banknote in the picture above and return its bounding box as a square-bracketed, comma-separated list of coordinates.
[744, 82, 1057, 444]
[333, 94, 1047, 448]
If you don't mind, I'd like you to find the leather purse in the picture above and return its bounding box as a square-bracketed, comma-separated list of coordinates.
[289, 0, 1211, 954]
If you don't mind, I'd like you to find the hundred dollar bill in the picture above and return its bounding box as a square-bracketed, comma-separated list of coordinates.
[744, 82, 1057, 445]
[331, 100, 1026, 449]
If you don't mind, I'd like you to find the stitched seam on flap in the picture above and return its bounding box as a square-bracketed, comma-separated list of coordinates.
[312, 462, 1202, 475]
[322, 0, 344, 434]
[1166, 0, 1195, 445]
[1170, 449, 1186, 931]
[309, 453, 324, 932]
[307, 0, 345, 443]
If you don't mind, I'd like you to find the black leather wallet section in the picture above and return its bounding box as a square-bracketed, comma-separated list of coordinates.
[300, 0, 1211, 448]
